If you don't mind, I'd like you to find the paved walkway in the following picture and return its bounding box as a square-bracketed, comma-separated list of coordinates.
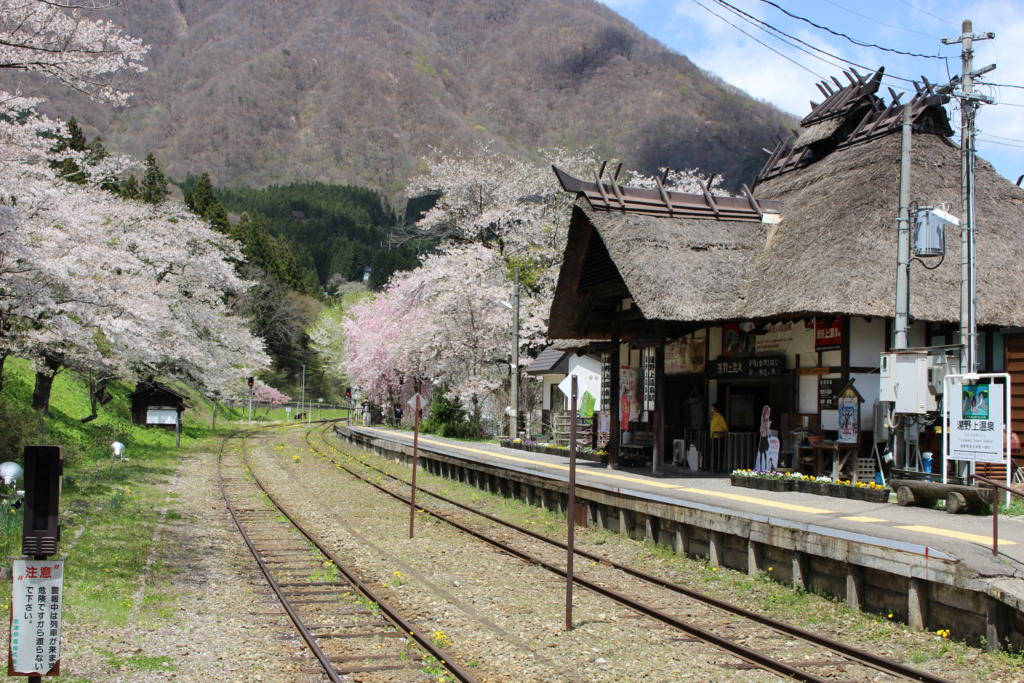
[349, 426, 1024, 578]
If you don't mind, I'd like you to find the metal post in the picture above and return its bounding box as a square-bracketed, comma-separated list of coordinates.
[565, 376, 578, 630]
[943, 19, 994, 374]
[510, 267, 520, 438]
[300, 364, 306, 419]
[992, 483, 999, 557]
[893, 102, 913, 351]
[409, 397, 421, 539]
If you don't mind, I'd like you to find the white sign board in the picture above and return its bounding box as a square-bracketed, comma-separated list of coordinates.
[10, 559, 63, 675]
[407, 393, 428, 412]
[146, 409, 178, 425]
[948, 382, 1005, 464]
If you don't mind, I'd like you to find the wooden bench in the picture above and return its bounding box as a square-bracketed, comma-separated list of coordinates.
[620, 431, 654, 466]
[890, 478, 991, 514]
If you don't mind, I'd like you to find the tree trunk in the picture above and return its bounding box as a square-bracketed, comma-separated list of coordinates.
[0, 352, 6, 394]
[211, 400, 218, 429]
[32, 356, 63, 415]
[82, 376, 109, 422]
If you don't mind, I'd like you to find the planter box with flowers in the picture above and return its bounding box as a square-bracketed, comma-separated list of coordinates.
[730, 470, 800, 491]
[733, 471, 891, 503]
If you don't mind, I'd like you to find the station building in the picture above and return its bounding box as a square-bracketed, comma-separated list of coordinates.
[547, 68, 1024, 477]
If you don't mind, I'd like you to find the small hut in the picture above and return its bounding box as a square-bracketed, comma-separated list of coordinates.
[128, 382, 186, 428]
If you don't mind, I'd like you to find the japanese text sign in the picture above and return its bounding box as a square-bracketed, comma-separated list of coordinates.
[9, 559, 63, 676]
[949, 383, 1005, 464]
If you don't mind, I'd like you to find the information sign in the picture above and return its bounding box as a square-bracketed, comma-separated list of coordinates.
[406, 393, 428, 413]
[948, 383, 1005, 464]
[9, 559, 63, 676]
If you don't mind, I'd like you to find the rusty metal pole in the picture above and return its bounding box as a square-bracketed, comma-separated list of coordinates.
[566, 376, 578, 630]
[409, 400, 421, 539]
[992, 484, 999, 557]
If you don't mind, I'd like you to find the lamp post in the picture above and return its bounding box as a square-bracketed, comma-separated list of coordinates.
[499, 268, 520, 438]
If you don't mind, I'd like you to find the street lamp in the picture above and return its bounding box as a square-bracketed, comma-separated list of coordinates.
[499, 267, 520, 438]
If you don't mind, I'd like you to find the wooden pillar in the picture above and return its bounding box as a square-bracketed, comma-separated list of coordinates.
[652, 343, 665, 475]
[609, 334, 620, 468]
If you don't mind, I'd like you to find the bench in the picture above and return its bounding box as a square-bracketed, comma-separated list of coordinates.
[620, 431, 654, 466]
[890, 478, 991, 514]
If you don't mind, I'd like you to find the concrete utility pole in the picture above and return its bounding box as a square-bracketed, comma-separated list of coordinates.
[893, 102, 913, 351]
[942, 19, 995, 374]
[509, 267, 520, 438]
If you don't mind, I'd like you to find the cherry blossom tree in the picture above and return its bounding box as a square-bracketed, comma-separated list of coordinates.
[0, 1, 269, 414]
[343, 146, 723, 433]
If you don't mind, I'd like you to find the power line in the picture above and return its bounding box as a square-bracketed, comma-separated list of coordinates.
[703, 0, 850, 75]
[982, 81, 1024, 90]
[710, 0, 921, 87]
[820, 0, 939, 40]
[753, 0, 948, 59]
[893, 0, 946, 23]
[689, 0, 827, 80]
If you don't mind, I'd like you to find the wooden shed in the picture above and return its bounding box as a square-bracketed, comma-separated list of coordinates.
[128, 382, 186, 428]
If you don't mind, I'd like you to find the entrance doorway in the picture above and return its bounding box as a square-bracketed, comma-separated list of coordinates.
[723, 382, 770, 432]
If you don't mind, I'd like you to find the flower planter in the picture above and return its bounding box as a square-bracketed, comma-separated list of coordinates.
[730, 474, 746, 487]
[796, 479, 816, 494]
[863, 488, 890, 504]
[830, 484, 852, 498]
[848, 487, 868, 501]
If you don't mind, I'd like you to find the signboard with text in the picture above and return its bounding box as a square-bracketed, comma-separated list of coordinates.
[815, 317, 843, 350]
[9, 559, 63, 676]
[948, 383, 1005, 464]
[709, 356, 784, 379]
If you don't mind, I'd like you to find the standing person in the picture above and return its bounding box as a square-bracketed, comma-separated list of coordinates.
[394, 404, 403, 425]
[755, 405, 772, 471]
[709, 404, 728, 472]
[361, 401, 370, 426]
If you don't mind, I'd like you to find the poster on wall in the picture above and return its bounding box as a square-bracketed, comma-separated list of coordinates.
[665, 337, 706, 374]
[754, 321, 795, 354]
[722, 324, 754, 357]
[815, 317, 843, 350]
[836, 381, 863, 443]
[619, 365, 639, 430]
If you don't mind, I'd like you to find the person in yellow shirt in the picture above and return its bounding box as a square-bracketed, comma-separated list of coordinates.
[709, 404, 728, 472]
[710, 404, 728, 437]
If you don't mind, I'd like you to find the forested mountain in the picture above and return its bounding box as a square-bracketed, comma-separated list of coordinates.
[31, 0, 793, 194]
[215, 182, 426, 289]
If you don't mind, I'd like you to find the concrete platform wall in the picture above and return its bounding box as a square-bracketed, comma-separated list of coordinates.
[339, 428, 1023, 652]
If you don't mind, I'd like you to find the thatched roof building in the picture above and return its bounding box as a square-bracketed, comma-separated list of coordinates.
[549, 68, 1024, 340]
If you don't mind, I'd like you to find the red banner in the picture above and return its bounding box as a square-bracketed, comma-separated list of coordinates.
[815, 317, 843, 350]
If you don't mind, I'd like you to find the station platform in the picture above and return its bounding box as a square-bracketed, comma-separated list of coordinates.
[346, 425, 1023, 574]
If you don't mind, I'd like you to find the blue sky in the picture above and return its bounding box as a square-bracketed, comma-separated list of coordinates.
[598, 0, 1024, 183]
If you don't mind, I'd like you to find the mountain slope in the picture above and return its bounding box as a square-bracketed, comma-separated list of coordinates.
[38, 0, 793, 192]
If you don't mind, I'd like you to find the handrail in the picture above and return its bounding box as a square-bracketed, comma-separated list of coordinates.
[968, 473, 1023, 557]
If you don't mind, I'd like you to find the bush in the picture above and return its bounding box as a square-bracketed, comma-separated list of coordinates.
[0, 399, 44, 463]
[421, 387, 474, 439]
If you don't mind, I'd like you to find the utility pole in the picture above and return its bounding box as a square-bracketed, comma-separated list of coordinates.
[942, 19, 995, 374]
[893, 102, 913, 351]
[509, 267, 520, 438]
[300, 364, 306, 419]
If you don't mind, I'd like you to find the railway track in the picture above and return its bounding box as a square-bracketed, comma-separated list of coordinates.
[300, 424, 948, 683]
[217, 430, 476, 682]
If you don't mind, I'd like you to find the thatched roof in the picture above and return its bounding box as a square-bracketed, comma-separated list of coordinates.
[749, 132, 1024, 326]
[549, 131, 1024, 339]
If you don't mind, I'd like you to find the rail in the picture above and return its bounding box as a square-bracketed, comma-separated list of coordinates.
[323, 425, 948, 682]
[968, 473, 1024, 557]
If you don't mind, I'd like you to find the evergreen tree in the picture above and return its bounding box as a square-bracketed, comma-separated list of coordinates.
[140, 153, 170, 204]
[49, 117, 89, 184]
[184, 172, 229, 231]
[116, 175, 141, 200]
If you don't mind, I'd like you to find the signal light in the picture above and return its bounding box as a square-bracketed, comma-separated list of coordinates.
[345, 387, 352, 400]
[247, 376, 254, 388]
